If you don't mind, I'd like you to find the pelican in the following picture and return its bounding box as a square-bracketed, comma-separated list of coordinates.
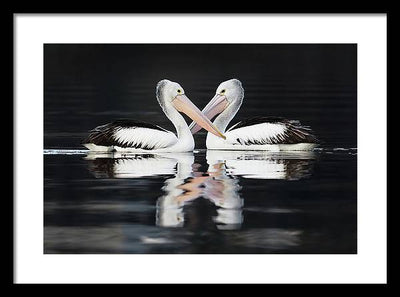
[82, 79, 225, 152]
[189, 79, 318, 151]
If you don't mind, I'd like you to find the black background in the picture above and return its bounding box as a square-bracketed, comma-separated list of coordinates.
[44, 44, 357, 149]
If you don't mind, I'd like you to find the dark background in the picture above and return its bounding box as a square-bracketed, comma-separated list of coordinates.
[44, 44, 357, 149]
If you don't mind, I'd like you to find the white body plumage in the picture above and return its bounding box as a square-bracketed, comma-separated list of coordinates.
[82, 79, 225, 153]
[206, 123, 317, 152]
[190, 79, 319, 151]
[83, 125, 194, 153]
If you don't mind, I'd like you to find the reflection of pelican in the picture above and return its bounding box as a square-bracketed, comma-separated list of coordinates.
[84, 151, 196, 227]
[156, 155, 244, 229]
[189, 79, 318, 151]
[206, 150, 316, 180]
[84, 152, 245, 229]
[84, 150, 315, 230]
[84, 152, 187, 178]
[204, 161, 244, 230]
[82, 79, 225, 153]
[156, 154, 198, 228]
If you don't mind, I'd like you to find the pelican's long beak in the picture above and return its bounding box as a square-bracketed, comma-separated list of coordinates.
[172, 95, 226, 139]
[189, 94, 228, 134]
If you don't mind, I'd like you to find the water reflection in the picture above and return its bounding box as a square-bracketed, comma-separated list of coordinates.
[84, 152, 182, 178]
[206, 150, 316, 180]
[155, 153, 199, 228]
[84, 150, 315, 230]
[156, 154, 244, 230]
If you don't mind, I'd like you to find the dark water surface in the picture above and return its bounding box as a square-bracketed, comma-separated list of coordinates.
[44, 44, 357, 253]
[44, 149, 356, 254]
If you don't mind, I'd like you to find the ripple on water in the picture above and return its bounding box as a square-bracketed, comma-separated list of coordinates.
[44, 149, 89, 155]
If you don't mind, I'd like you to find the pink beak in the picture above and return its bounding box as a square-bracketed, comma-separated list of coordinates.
[189, 94, 229, 134]
[172, 94, 226, 139]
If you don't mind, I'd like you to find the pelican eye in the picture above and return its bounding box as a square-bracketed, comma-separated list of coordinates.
[177, 89, 182, 94]
[220, 89, 226, 94]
